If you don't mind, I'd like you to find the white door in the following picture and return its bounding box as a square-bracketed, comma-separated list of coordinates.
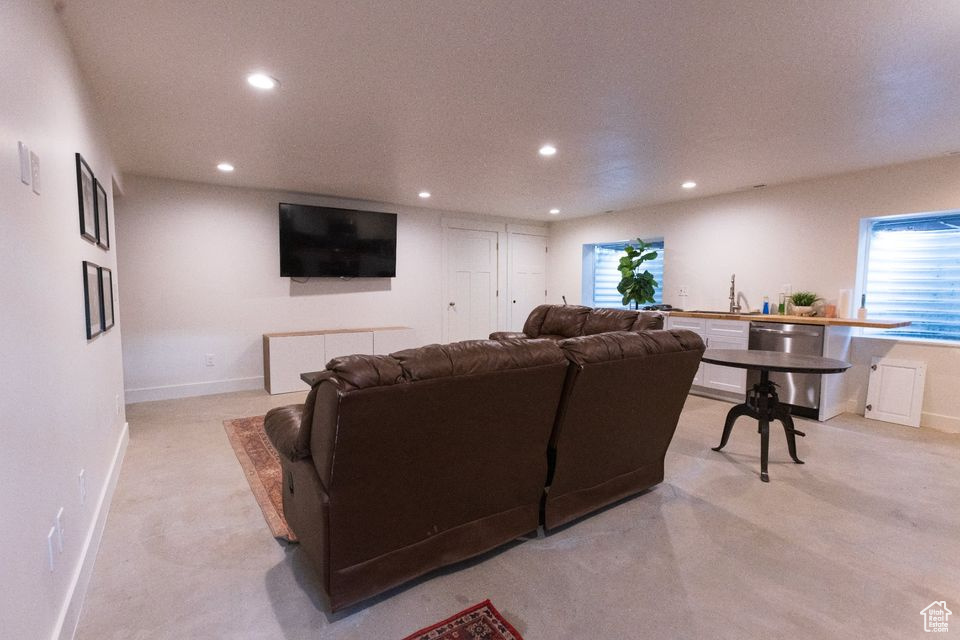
[508, 233, 547, 331]
[865, 357, 926, 427]
[445, 228, 499, 342]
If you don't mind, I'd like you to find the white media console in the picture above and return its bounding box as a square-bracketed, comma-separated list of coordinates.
[262, 326, 417, 394]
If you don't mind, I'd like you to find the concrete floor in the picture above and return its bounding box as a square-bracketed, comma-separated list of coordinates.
[75, 390, 960, 639]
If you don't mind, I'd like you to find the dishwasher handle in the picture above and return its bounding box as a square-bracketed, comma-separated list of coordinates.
[750, 326, 822, 337]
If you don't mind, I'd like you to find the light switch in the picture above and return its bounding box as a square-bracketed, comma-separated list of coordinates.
[18, 141, 31, 185]
[30, 151, 40, 195]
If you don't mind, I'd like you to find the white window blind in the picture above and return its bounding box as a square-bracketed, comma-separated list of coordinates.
[864, 213, 960, 341]
[591, 241, 664, 308]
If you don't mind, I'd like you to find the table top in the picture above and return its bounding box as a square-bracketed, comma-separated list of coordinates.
[701, 349, 851, 374]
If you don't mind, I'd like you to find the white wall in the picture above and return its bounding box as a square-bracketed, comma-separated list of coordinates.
[0, 3, 127, 639]
[117, 175, 540, 401]
[547, 157, 960, 432]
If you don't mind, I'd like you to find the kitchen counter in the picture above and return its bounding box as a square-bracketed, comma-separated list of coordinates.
[667, 311, 910, 329]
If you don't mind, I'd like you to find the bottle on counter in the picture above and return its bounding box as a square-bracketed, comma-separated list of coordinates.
[778, 294, 786, 315]
[857, 293, 868, 320]
[762, 296, 770, 314]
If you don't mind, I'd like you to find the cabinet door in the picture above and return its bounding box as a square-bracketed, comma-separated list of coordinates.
[667, 317, 705, 385]
[703, 336, 748, 394]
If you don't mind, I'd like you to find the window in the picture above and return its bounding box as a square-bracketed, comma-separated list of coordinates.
[586, 240, 664, 308]
[861, 212, 960, 341]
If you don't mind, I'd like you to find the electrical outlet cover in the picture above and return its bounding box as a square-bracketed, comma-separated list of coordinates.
[30, 151, 40, 195]
[18, 141, 31, 184]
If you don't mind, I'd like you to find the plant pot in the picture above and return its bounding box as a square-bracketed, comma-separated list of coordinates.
[791, 305, 814, 316]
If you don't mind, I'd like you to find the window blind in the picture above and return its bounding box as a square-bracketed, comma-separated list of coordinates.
[864, 214, 960, 341]
[592, 241, 664, 308]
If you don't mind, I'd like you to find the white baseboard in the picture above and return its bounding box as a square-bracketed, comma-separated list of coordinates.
[921, 411, 960, 434]
[55, 421, 129, 640]
[125, 376, 263, 404]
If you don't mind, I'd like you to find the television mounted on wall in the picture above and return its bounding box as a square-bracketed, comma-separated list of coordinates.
[279, 203, 397, 278]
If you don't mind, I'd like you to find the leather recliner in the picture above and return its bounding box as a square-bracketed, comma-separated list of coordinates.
[264, 338, 569, 612]
[546, 330, 704, 529]
[490, 304, 663, 341]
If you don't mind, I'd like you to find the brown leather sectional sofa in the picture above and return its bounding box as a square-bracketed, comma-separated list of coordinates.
[490, 304, 663, 341]
[264, 309, 703, 612]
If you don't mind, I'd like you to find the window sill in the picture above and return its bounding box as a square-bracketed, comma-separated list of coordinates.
[854, 332, 960, 349]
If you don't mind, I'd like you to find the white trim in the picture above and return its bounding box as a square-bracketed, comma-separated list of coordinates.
[441, 217, 505, 233]
[55, 422, 129, 640]
[125, 376, 263, 404]
[921, 411, 960, 434]
[505, 223, 549, 237]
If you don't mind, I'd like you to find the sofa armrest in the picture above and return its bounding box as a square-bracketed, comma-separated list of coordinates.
[489, 331, 529, 340]
[264, 404, 312, 461]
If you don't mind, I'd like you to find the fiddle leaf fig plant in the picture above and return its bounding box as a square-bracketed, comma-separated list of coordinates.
[616, 238, 659, 308]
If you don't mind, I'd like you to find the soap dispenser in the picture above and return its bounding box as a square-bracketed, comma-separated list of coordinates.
[857, 294, 868, 320]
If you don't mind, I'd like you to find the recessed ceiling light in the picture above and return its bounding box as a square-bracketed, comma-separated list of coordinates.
[217, 162, 235, 172]
[418, 191, 431, 199]
[246, 73, 279, 90]
[539, 144, 557, 157]
[681, 181, 697, 189]
[549, 208, 560, 215]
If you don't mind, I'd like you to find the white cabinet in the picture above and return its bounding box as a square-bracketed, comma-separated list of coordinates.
[263, 327, 417, 394]
[667, 316, 749, 396]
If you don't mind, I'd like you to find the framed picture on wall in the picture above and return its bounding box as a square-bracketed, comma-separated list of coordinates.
[95, 179, 109, 250]
[76, 153, 97, 244]
[100, 266, 114, 331]
[83, 261, 102, 339]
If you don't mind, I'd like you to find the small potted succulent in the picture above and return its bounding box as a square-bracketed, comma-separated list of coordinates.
[789, 291, 821, 316]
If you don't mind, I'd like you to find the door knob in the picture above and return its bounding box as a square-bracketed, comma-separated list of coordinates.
[448, 302, 456, 307]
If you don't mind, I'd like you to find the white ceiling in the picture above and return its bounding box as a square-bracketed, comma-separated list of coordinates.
[58, 0, 960, 220]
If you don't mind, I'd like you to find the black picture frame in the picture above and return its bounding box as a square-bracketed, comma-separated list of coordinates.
[77, 153, 97, 244]
[95, 179, 109, 250]
[83, 261, 102, 340]
[100, 266, 115, 331]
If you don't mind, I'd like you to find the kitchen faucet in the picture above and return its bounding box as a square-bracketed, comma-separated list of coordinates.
[729, 274, 741, 313]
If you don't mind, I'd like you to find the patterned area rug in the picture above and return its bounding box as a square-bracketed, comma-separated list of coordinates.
[223, 415, 297, 542]
[401, 600, 524, 640]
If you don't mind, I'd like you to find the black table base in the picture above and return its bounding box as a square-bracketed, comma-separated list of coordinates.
[712, 369, 807, 482]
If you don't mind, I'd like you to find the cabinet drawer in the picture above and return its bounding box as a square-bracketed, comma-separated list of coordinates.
[667, 316, 705, 333]
[706, 319, 749, 338]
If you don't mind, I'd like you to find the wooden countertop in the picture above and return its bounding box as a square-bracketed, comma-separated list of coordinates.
[668, 311, 910, 329]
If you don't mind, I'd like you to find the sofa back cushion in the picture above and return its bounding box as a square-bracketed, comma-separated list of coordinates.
[539, 305, 591, 337]
[581, 308, 639, 334]
[316, 338, 568, 573]
[630, 311, 664, 331]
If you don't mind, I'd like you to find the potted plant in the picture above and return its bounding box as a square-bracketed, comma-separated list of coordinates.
[617, 238, 659, 308]
[789, 291, 820, 316]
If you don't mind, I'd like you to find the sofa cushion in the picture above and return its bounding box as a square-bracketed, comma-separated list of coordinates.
[539, 305, 591, 337]
[326, 354, 405, 391]
[392, 338, 565, 381]
[630, 312, 664, 331]
[559, 329, 705, 366]
[582, 308, 638, 335]
[521, 305, 551, 337]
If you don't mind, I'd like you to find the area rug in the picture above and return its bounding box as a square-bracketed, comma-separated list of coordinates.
[223, 415, 297, 542]
[401, 600, 524, 640]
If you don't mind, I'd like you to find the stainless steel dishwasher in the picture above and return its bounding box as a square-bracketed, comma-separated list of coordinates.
[748, 322, 825, 419]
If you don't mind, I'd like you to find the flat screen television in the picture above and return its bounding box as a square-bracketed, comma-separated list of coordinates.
[279, 203, 397, 278]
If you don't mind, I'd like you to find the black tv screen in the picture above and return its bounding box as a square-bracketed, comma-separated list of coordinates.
[279, 203, 397, 278]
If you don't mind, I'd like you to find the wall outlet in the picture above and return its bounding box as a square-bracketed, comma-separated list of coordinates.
[55, 507, 64, 553]
[115, 393, 121, 416]
[79, 469, 86, 506]
[46, 526, 56, 572]
[204, 353, 215, 367]
[678, 285, 689, 297]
